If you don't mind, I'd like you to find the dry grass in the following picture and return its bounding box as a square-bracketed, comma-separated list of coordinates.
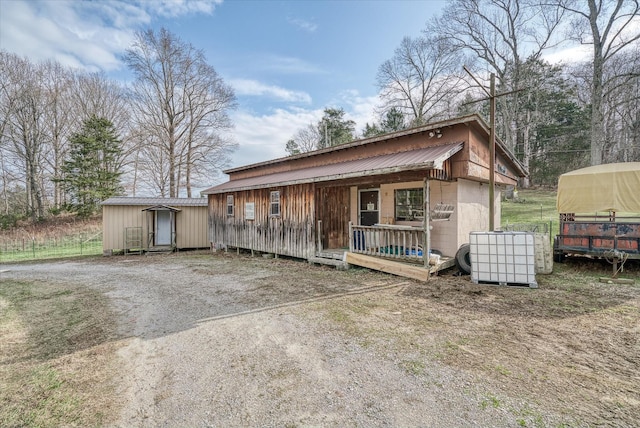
[309, 258, 640, 426]
[0, 215, 102, 241]
[0, 279, 121, 427]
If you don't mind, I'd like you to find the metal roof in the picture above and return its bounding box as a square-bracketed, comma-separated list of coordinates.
[101, 197, 208, 206]
[141, 204, 182, 212]
[222, 114, 526, 178]
[202, 142, 463, 195]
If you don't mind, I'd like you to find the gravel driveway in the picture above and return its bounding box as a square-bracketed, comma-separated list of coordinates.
[4, 252, 619, 427]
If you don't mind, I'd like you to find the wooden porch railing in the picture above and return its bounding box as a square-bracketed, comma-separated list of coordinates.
[210, 217, 314, 259]
[349, 222, 427, 264]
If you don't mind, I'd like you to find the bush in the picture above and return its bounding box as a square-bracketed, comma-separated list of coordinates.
[0, 213, 20, 230]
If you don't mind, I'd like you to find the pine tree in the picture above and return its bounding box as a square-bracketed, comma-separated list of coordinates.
[60, 116, 123, 217]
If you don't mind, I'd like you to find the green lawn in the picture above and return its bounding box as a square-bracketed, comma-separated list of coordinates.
[501, 188, 558, 236]
[0, 235, 102, 263]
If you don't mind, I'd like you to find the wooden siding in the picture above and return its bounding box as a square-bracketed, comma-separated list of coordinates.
[209, 184, 316, 258]
[102, 205, 208, 252]
[316, 186, 350, 249]
[231, 126, 470, 180]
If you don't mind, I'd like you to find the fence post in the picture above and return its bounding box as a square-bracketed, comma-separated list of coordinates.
[32, 238, 35, 258]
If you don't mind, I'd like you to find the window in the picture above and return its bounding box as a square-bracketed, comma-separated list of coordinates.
[270, 191, 280, 217]
[226, 195, 234, 216]
[395, 188, 424, 221]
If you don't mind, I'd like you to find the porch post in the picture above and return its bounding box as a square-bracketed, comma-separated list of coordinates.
[348, 221, 353, 253]
[423, 178, 431, 270]
[317, 220, 323, 253]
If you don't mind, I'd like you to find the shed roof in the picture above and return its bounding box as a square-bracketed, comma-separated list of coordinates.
[202, 142, 463, 195]
[101, 197, 208, 207]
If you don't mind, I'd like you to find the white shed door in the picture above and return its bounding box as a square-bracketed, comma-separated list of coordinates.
[156, 211, 172, 246]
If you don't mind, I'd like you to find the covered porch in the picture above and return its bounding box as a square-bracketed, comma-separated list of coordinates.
[142, 204, 180, 252]
[312, 212, 457, 281]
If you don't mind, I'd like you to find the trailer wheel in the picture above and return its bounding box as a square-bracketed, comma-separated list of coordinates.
[553, 236, 565, 263]
[455, 243, 471, 275]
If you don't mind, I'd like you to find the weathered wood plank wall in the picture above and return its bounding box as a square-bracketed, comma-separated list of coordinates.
[208, 184, 316, 259]
[315, 186, 350, 249]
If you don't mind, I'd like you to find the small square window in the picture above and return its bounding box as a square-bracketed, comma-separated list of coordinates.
[395, 188, 424, 221]
[226, 195, 234, 216]
[270, 191, 280, 217]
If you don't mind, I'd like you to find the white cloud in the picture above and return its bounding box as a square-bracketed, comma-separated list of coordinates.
[226, 92, 380, 169]
[228, 107, 323, 168]
[328, 90, 380, 136]
[543, 44, 592, 65]
[145, 0, 221, 18]
[230, 79, 312, 103]
[287, 17, 318, 33]
[0, 0, 220, 72]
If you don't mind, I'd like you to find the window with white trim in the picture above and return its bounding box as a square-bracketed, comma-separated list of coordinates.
[394, 188, 424, 221]
[226, 195, 234, 216]
[270, 191, 280, 217]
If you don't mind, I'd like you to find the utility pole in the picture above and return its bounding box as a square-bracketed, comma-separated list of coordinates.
[489, 73, 496, 231]
[463, 66, 520, 232]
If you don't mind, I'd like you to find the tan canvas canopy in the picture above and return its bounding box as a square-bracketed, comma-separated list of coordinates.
[557, 162, 640, 213]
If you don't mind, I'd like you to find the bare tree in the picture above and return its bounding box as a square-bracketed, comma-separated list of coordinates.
[289, 123, 321, 154]
[600, 47, 640, 162]
[124, 28, 236, 197]
[40, 60, 74, 210]
[376, 35, 467, 126]
[1, 54, 48, 220]
[431, 0, 564, 153]
[558, 0, 640, 165]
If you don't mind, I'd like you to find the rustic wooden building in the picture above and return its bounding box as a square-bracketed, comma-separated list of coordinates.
[202, 114, 526, 280]
[101, 197, 208, 255]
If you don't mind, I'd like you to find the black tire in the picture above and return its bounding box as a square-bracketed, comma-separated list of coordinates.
[455, 243, 471, 275]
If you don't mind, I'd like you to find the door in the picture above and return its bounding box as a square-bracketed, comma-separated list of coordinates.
[359, 189, 380, 226]
[155, 210, 172, 246]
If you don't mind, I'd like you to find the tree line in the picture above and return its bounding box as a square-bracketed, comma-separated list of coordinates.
[285, 0, 640, 187]
[0, 28, 236, 224]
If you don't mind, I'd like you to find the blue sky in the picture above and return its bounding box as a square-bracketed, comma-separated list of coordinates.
[0, 0, 447, 170]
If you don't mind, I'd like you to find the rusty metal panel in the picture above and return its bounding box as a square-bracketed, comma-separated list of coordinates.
[558, 221, 640, 253]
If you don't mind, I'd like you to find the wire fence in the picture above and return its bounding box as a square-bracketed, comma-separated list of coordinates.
[500, 221, 557, 243]
[0, 232, 103, 263]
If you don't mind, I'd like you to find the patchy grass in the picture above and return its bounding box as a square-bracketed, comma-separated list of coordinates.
[501, 188, 558, 235]
[0, 279, 121, 427]
[311, 256, 640, 426]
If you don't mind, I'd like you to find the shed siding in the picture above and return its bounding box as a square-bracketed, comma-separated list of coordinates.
[103, 205, 145, 251]
[175, 206, 209, 248]
[103, 204, 208, 252]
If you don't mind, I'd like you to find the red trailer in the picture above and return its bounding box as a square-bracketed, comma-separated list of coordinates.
[554, 162, 640, 263]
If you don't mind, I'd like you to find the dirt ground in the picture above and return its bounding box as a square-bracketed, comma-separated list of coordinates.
[2, 251, 639, 427]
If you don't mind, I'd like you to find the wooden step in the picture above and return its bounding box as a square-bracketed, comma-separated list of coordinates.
[308, 256, 349, 270]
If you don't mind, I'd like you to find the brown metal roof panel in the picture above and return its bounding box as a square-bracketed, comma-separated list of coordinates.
[203, 142, 463, 195]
